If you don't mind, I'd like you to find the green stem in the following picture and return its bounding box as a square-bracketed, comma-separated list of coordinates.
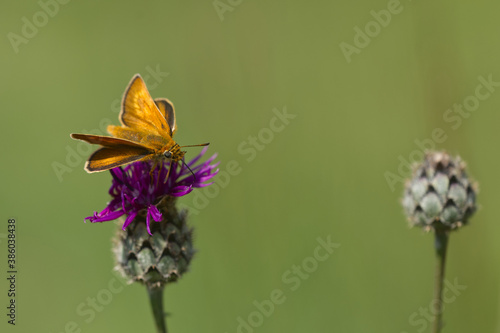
[432, 230, 449, 333]
[148, 285, 167, 333]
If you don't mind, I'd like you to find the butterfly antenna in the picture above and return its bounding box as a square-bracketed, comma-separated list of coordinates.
[180, 143, 210, 148]
[176, 143, 209, 184]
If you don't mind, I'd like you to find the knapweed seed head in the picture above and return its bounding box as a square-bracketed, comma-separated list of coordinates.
[402, 151, 477, 231]
[113, 196, 194, 287]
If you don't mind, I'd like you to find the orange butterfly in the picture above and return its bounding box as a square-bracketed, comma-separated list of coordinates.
[71, 74, 208, 176]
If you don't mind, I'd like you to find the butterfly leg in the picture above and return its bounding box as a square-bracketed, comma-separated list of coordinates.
[155, 160, 164, 188]
[164, 157, 173, 185]
[149, 159, 159, 186]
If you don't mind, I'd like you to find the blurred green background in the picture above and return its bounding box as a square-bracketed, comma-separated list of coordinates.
[1, 0, 499, 332]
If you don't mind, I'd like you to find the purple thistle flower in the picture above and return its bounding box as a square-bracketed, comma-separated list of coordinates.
[85, 147, 218, 235]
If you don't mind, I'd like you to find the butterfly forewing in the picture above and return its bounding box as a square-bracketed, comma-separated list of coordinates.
[70, 133, 155, 172]
[120, 75, 172, 138]
[86, 146, 151, 172]
[70, 133, 150, 148]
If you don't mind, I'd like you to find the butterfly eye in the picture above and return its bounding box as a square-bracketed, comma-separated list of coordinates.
[163, 151, 172, 158]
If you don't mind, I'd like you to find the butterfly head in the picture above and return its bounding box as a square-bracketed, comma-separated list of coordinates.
[163, 144, 185, 163]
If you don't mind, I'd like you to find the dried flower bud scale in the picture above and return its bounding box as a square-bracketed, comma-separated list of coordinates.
[401, 151, 477, 333]
[86, 147, 218, 333]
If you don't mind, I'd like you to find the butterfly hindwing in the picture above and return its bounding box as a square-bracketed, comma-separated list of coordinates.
[154, 98, 176, 136]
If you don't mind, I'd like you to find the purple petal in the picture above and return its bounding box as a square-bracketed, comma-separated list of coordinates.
[146, 210, 152, 235]
[122, 211, 138, 230]
[149, 204, 163, 222]
[187, 146, 209, 167]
